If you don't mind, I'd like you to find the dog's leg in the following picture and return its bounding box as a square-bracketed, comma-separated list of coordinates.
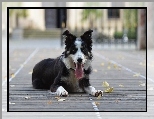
[84, 86, 103, 97]
[50, 85, 68, 97]
[79, 78, 103, 97]
[49, 68, 68, 96]
[55, 86, 68, 96]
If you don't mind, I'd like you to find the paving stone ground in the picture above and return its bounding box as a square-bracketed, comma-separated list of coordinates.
[2, 38, 154, 118]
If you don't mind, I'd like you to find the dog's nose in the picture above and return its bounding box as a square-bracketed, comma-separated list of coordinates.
[77, 58, 83, 63]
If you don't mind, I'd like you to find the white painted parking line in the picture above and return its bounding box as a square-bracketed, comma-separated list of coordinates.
[94, 51, 153, 83]
[2, 48, 39, 86]
[89, 97, 102, 119]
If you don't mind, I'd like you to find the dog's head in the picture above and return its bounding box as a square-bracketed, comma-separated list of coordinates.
[62, 30, 93, 79]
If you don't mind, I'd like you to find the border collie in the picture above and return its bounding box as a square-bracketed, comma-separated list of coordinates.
[32, 30, 103, 97]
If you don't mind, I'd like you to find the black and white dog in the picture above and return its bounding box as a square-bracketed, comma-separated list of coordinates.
[32, 30, 103, 97]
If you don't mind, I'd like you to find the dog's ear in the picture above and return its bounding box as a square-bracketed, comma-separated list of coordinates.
[62, 30, 77, 47]
[62, 30, 77, 57]
[80, 29, 93, 52]
[62, 30, 70, 36]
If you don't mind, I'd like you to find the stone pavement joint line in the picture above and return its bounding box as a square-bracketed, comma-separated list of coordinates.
[3, 48, 39, 86]
[94, 51, 152, 83]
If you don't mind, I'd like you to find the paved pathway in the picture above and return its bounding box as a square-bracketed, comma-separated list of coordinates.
[2, 38, 153, 118]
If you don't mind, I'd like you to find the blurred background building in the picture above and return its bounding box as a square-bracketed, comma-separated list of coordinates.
[2, 2, 152, 49]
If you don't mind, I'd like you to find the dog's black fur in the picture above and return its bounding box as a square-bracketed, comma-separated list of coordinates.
[32, 30, 102, 96]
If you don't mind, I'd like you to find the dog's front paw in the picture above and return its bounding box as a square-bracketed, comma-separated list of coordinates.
[84, 86, 103, 97]
[56, 86, 68, 97]
[94, 90, 103, 97]
[92, 90, 103, 97]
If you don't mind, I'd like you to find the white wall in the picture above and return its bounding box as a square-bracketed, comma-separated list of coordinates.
[22, 2, 45, 30]
[21, 2, 66, 30]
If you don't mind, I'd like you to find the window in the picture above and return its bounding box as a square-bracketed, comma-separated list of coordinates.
[108, 9, 120, 18]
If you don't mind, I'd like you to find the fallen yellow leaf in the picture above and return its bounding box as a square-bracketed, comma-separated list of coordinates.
[108, 62, 111, 65]
[139, 62, 146, 66]
[139, 83, 145, 86]
[113, 64, 118, 68]
[101, 63, 104, 66]
[58, 98, 65, 101]
[133, 73, 140, 77]
[105, 87, 114, 93]
[107, 66, 111, 70]
[11, 73, 15, 78]
[47, 100, 52, 105]
[95, 102, 100, 106]
[55, 97, 60, 100]
[102, 81, 109, 87]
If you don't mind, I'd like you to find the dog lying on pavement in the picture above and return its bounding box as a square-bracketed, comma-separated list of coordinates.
[32, 30, 103, 97]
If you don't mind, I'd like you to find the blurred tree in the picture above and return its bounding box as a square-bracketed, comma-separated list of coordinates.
[123, 9, 137, 39]
[81, 9, 103, 28]
[9, 9, 28, 28]
[7, 2, 28, 28]
[81, 3, 103, 29]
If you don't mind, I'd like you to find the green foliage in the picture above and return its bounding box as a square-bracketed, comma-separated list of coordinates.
[122, 9, 137, 40]
[114, 31, 123, 39]
[81, 9, 103, 21]
[127, 30, 137, 39]
[95, 33, 110, 43]
[9, 9, 28, 18]
[123, 9, 137, 32]
[81, 8, 103, 28]
[114, 30, 137, 40]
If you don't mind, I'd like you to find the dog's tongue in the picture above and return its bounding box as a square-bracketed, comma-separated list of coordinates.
[75, 63, 83, 79]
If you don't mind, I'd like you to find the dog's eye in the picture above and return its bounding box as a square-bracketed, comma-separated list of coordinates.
[72, 49, 76, 52]
[81, 48, 85, 52]
[71, 48, 77, 53]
